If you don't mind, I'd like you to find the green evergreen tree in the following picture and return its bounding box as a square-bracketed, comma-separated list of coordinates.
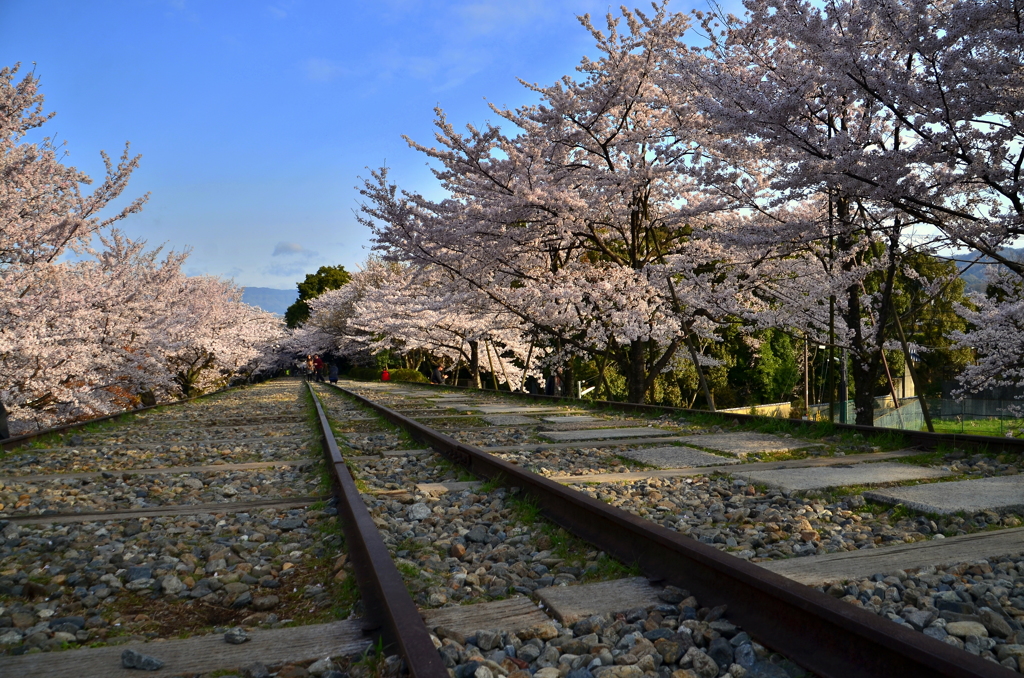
[284, 265, 352, 328]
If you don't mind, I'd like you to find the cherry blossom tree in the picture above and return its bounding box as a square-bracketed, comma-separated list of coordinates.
[1, 63, 147, 432]
[1, 63, 281, 435]
[953, 266, 1024, 414]
[359, 7, 761, 404]
[655, 0, 976, 423]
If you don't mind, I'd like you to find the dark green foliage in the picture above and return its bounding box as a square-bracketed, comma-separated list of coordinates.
[726, 328, 800, 405]
[883, 251, 973, 397]
[284, 265, 352, 328]
[347, 367, 382, 380]
[388, 368, 428, 383]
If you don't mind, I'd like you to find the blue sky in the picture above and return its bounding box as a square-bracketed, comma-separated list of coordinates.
[0, 0, 717, 289]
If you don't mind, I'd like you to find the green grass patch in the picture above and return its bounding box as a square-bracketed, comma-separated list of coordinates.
[353, 637, 389, 678]
[892, 450, 947, 466]
[932, 418, 1024, 438]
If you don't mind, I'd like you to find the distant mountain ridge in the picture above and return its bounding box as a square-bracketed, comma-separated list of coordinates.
[953, 247, 1024, 293]
[242, 287, 296, 316]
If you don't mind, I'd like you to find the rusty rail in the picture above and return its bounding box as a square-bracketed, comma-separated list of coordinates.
[334, 382, 1013, 678]
[306, 383, 449, 678]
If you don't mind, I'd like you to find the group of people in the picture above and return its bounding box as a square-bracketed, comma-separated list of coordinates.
[304, 354, 338, 384]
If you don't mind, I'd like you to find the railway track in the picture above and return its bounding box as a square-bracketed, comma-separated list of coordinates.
[316, 379, 1020, 678]
[3, 377, 1023, 677]
[0, 379, 372, 677]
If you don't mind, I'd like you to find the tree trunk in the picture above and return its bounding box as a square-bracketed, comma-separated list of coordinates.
[683, 334, 715, 411]
[469, 341, 482, 389]
[563, 357, 575, 399]
[0, 401, 10, 440]
[842, 269, 879, 425]
[624, 341, 647, 404]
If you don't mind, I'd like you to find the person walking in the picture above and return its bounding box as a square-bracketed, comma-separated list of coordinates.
[313, 355, 325, 382]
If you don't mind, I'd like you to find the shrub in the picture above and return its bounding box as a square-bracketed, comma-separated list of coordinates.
[346, 367, 380, 380]
[388, 368, 428, 383]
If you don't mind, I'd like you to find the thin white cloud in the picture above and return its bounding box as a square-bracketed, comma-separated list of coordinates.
[272, 241, 317, 257]
[266, 5, 287, 19]
[304, 57, 346, 82]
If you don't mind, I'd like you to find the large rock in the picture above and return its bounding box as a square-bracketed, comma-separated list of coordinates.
[465, 525, 490, 543]
[655, 638, 686, 664]
[684, 647, 720, 678]
[308, 657, 336, 677]
[980, 608, 1013, 638]
[944, 621, 989, 638]
[407, 503, 431, 521]
[902, 609, 936, 631]
[277, 518, 305, 531]
[0, 630, 23, 645]
[252, 595, 280, 611]
[125, 566, 152, 582]
[475, 629, 501, 651]
[997, 644, 1024, 662]
[121, 648, 164, 670]
[224, 627, 250, 644]
[708, 637, 734, 668]
[160, 575, 186, 596]
[594, 666, 643, 678]
[125, 578, 155, 591]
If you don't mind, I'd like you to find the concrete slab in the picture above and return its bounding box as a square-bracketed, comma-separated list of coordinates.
[760, 527, 1024, 585]
[416, 481, 482, 494]
[536, 577, 663, 625]
[484, 436, 689, 452]
[548, 449, 924, 485]
[477, 405, 564, 414]
[620, 446, 739, 469]
[381, 448, 431, 457]
[0, 619, 369, 678]
[540, 427, 672, 441]
[542, 415, 600, 423]
[482, 414, 539, 425]
[864, 475, 1024, 515]
[421, 597, 551, 635]
[688, 431, 822, 458]
[733, 462, 951, 492]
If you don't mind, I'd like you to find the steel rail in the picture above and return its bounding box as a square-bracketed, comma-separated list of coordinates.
[335, 382, 1014, 678]
[306, 383, 449, 678]
[383, 380, 1024, 455]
